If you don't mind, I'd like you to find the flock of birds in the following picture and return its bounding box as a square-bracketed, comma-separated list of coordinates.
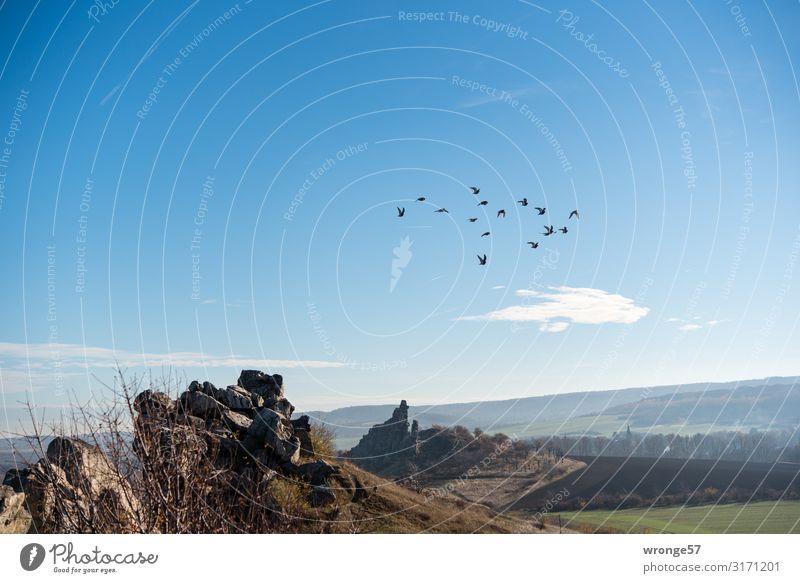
[396, 185, 579, 266]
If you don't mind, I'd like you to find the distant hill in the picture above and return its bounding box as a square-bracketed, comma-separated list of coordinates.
[303, 377, 800, 448]
[599, 383, 800, 430]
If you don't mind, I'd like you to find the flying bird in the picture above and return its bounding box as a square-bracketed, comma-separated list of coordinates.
[535, 207, 546, 215]
[477, 200, 488, 206]
[497, 209, 506, 218]
[416, 196, 426, 202]
[470, 186, 480, 195]
[543, 225, 555, 236]
[559, 226, 568, 234]
[468, 217, 478, 222]
[518, 198, 528, 206]
[435, 208, 449, 213]
[477, 254, 487, 265]
[481, 231, 490, 237]
[527, 241, 539, 248]
[396, 207, 405, 217]
[569, 209, 579, 219]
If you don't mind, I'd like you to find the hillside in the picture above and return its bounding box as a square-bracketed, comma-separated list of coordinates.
[599, 383, 800, 429]
[304, 377, 800, 448]
[335, 462, 541, 533]
[510, 456, 800, 514]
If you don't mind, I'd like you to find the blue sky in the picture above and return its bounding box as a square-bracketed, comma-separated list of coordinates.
[0, 0, 798, 428]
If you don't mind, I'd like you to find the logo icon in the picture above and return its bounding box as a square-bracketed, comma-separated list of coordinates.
[390, 236, 413, 292]
[20, 543, 46, 571]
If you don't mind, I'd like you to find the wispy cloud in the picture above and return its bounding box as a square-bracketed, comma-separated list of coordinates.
[678, 323, 703, 332]
[669, 318, 728, 332]
[98, 83, 121, 106]
[458, 286, 649, 332]
[0, 342, 351, 371]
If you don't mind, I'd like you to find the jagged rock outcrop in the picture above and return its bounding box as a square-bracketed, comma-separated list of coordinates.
[1, 370, 367, 533]
[347, 400, 419, 473]
[0, 485, 31, 533]
[2, 437, 138, 533]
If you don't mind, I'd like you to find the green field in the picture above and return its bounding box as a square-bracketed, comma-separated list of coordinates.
[555, 500, 800, 533]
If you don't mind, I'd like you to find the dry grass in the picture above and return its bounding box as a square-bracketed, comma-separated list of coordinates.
[333, 463, 535, 533]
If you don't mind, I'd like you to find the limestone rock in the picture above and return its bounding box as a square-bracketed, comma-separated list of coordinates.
[347, 400, 418, 473]
[179, 390, 228, 420]
[0, 485, 31, 533]
[133, 390, 174, 417]
[175, 413, 205, 430]
[291, 415, 315, 458]
[6, 438, 138, 533]
[238, 370, 283, 402]
[244, 407, 300, 465]
[271, 397, 295, 418]
[197, 381, 263, 410]
[220, 409, 252, 434]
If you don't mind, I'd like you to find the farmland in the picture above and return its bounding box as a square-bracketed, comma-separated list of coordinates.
[509, 456, 800, 512]
[554, 500, 800, 533]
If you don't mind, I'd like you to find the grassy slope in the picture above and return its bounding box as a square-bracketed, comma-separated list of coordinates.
[339, 463, 539, 533]
[555, 500, 800, 533]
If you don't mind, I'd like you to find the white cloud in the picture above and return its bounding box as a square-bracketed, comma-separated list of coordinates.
[459, 286, 649, 332]
[491, 285, 505, 290]
[678, 323, 703, 332]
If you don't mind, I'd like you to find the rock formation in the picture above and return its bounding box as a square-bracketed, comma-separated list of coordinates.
[0, 484, 31, 533]
[2, 437, 138, 533]
[347, 400, 419, 473]
[1, 370, 369, 533]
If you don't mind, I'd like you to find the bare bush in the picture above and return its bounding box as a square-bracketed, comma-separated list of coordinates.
[7, 374, 318, 533]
